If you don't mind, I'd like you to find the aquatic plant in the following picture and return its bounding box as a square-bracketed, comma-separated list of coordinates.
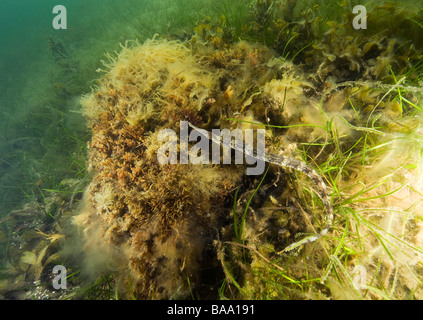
[76, 38, 246, 298]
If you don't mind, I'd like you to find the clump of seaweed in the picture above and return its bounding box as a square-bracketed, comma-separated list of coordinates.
[77, 38, 249, 299]
[0, 186, 83, 300]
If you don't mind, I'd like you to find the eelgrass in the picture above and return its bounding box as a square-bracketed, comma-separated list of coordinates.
[221, 64, 423, 298]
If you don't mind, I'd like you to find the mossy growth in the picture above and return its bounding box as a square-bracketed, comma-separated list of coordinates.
[78, 38, 250, 299]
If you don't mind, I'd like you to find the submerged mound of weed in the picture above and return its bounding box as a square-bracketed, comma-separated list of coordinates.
[77, 39, 247, 299]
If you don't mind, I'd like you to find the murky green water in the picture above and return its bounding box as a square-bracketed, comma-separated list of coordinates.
[0, 0, 210, 215]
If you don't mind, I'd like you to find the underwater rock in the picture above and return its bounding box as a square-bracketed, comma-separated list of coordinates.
[77, 39, 250, 299]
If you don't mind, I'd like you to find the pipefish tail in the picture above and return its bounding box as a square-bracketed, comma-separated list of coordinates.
[188, 122, 333, 253]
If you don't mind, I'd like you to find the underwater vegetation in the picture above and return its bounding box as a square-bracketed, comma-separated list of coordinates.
[1, 0, 423, 300]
